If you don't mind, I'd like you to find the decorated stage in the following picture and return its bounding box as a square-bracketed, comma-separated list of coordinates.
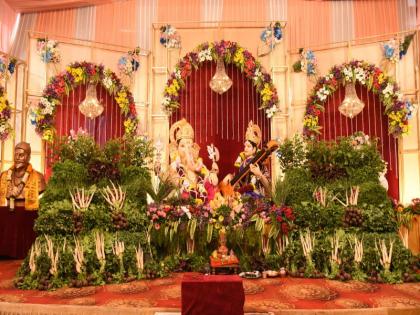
[0, 260, 419, 315]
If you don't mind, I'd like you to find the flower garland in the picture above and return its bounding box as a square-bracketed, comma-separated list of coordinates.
[162, 40, 279, 118]
[159, 25, 181, 49]
[303, 60, 411, 138]
[293, 48, 317, 76]
[0, 85, 13, 141]
[118, 47, 141, 77]
[36, 38, 61, 64]
[260, 22, 283, 49]
[32, 61, 138, 142]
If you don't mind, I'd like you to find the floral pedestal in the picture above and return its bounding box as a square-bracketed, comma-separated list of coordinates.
[210, 229, 239, 274]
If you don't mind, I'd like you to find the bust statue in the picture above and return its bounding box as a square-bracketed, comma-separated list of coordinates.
[0, 142, 46, 210]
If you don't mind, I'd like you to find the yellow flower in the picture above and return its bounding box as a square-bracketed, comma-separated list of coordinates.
[172, 79, 179, 89]
[69, 67, 84, 83]
[233, 48, 244, 65]
[165, 83, 179, 96]
[377, 73, 385, 84]
[124, 119, 136, 133]
[42, 129, 54, 142]
[261, 84, 273, 102]
[303, 115, 318, 128]
[218, 215, 224, 222]
[115, 91, 129, 109]
[195, 199, 203, 206]
[401, 124, 409, 134]
[36, 114, 45, 122]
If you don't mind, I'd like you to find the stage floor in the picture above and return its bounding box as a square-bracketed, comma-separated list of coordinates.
[0, 260, 420, 314]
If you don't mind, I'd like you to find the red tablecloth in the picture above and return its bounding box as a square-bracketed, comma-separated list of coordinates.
[181, 274, 244, 315]
[0, 206, 38, 259]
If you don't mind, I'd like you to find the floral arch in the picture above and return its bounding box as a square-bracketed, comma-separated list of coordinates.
[162, 40, 279, 119]
[33, 61, 138, 142]
[0, 85, 13, 141]
[303, 60, 411, 139]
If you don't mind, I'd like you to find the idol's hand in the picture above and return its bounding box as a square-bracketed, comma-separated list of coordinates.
[222, 174, 233, 185]
[208, 172, 219, 186]
[249, 163, 263, 178]
[211, 162, 219, 174]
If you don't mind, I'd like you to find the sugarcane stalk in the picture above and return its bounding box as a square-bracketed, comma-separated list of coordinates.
[73, 237, 85, 274]
[349, 186, 360, 206]
[300, 229, 315, 263]
[45, 235, 59, 276]
[102, 182, 126, 212]
[135, 244, 144, 272]
[375, 239, 394, 272]
[112, 240, 125, 274]
[354, 236, 363, 265]
[330, 231, 341, 265]
[275, 234, 289, 255]
[95, 232, 106, 272]
[29, 240, 41, 274]
[398, 227, 409, 249]
[70, 187, 95, 212]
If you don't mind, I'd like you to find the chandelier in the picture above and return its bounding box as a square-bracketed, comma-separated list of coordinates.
[209, 59, 232, 95]
[338, 83, 365, 119]
[78, 83, 104, 119]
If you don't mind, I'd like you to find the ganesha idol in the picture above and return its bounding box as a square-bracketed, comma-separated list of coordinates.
[168, 119, 219, 203]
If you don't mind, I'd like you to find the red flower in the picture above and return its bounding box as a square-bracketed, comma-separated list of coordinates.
[281, 222, 289, 234]
[181, 60, 192, 79]
[276, 216, 283, 222]
[244, 59, 256, 77]
[129, 103, 136, 115]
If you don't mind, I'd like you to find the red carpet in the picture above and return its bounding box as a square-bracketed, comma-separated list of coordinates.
[0, 260, 420, 313]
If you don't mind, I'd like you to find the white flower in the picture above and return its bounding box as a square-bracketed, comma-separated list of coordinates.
[354, 67, 366, 84]
[316, 86, 330, 101]
[102, 75, 113, 90]
[253, 68, 262, 81]
[395, 91, 403, 101]
[181, 205, 191, 219]
[166, 26, 175, 36]
[343, 67, 353, 82]
[300, 60, 306, 71]
[0, 125, 5, 133]
[174, 69, 181, 79]
[40, 97, 54, 115]
[325, 73, 334, 81]
[46, 40, 56, 49]
[198, 48, 212, 62]
[382, 83, 394, 97]
[42, 105, 53, 115]
[265, 106, 277, 118]
[161, 96, 171, 106]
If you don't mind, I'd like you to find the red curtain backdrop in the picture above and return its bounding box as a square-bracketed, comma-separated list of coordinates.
[53, 84, 124, 143]
[45, 84, 124, 178]
[170, 61, 271, 180]
[318, 84, 399, 200]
